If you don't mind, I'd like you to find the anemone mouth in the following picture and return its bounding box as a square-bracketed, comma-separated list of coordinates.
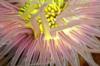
[18, 0, 70, 40]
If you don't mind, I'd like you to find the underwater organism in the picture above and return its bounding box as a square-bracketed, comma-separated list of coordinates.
[0, 0, 100, 66]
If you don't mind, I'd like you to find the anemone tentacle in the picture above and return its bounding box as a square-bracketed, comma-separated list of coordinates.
[0, 0, 100, 66]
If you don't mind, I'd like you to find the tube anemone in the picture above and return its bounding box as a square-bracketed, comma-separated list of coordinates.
[0, 0, 100, 66]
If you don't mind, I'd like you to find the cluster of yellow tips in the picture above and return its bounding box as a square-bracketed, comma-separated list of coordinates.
[19, 0, 66, 40]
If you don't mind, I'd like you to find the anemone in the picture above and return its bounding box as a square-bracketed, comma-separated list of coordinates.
[0, 0, 100, 66]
